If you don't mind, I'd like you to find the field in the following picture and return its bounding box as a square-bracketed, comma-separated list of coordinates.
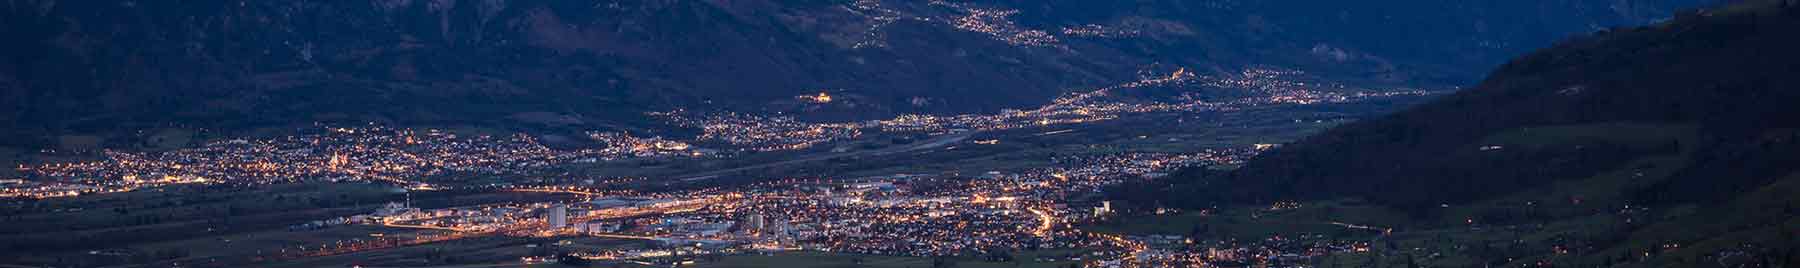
[0, 183, 405, 266]
[1092, 123, 1800, 267]
[0, 100, 1409, 267]
[597, 108, 1351, 186]
[148, 225, 430, 259]
[256, 236, 549, 268]
[554, 103, 1367, 191]
[0, 181, 598, 267]
[0, 147, 19, 177]
[1392, 123, 1788, 267]
[681, 250, 1085, 268]
[1081, 201, 1403, 240]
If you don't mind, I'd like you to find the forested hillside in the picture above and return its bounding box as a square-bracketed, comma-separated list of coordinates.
[1113, 2, 1800, 266]
[0, 0, 1709, 149]
[1146, 0, 1800, 211]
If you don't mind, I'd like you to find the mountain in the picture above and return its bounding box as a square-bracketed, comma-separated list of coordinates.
[1169, 0, 1800, 209]
[1125, 1, 1800, 266]
[0, 0, 1712, 149]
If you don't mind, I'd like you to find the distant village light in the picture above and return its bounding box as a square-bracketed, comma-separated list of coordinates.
[798, 91, 834, 104]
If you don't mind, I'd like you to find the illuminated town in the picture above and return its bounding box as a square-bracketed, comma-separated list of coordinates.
[846, 0, 1070, 49]
[7, 125, 710, 199]
[5, 1, 1786, 267]
[0, 63, 1439, 267]
[6, 65, 1425, 198]
[658, 67, 1436, 151]
[1061, 23, 1143, 39]
[264, 147, 1384, 267]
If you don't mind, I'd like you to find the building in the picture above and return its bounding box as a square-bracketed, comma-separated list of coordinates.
[744, 214, 767, 235]
[374, 202, 421, 221]
[548, 205, 568, 229]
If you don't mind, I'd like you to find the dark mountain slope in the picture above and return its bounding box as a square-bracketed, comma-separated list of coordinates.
[1100, 3, 1800, 266]
[1156, 1, 1800, 213]
[0, 0, 1711, 149]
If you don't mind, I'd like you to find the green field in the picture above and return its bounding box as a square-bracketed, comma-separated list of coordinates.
[1081, 202, 1402, 240]
[257, 236, 545, 268]
[569, 107, 1347, 188]
[1091, 123, 1798, 267]
[1478, 123, 1696, 152]
[680, 250, 1085, 268]
[0, 147, 20, 177]
[144, 225, 431, 260]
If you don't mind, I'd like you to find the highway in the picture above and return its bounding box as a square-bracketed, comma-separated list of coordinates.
[380, 222, 471, 232]
[507, 188, 609, 197]
[586, 233, 661, 241]
[671, 132, 972, 181]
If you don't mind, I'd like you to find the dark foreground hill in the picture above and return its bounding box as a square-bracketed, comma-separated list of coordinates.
[0, 0, 1710, 149]
[1187, 0, 1800, 210]
[1200, 1, 1800, 210]
[1120, 1, 1800, 266]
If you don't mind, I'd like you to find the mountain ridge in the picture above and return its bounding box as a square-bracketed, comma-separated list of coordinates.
[0, 0, 1713, 149]
[1097, 3, 1800, 265]
[1128, 0, 1800, 227]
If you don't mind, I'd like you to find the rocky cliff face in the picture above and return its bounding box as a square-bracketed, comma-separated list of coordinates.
[0, 0, 1711, 147]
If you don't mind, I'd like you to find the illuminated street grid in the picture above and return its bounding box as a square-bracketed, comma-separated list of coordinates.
[9, 67, 1434, 201]
[6, 66, 1430, 267]
[845, 0, 1067, 49]
[932, 1, 1063, 48]
[276, 147, 1377, 267]
[658, 67, 1437, 151]
[1061, 23, 1143, 39]
[9, 126, 708, 198]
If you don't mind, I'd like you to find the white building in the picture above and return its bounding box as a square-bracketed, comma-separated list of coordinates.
[548, 205, 568, 229]
[745, 214, 767, 234]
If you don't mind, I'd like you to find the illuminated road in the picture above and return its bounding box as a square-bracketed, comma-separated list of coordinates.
[671, 132, 972, 181]
[586, 233, 661, 241]
[1028, 207, 1056, 237]
[1329, 221, 1393, 234]
[259, 193, 727, 262]
[507, 188, 608, 197]
[381, 223, 471, 232]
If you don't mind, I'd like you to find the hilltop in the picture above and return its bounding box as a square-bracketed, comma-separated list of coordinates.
[0, 0, 1711, 150]
[1122, 1, 1800, 266]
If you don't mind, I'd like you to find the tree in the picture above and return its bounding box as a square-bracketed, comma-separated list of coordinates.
[1784, 246, 1796, 267]
[558, 254, 590, 266]
[985, 251, 1013, 262]
[153, 248, 189, 260]
[932, 257, 958, 268]
[1190, 223, 1209, 237]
